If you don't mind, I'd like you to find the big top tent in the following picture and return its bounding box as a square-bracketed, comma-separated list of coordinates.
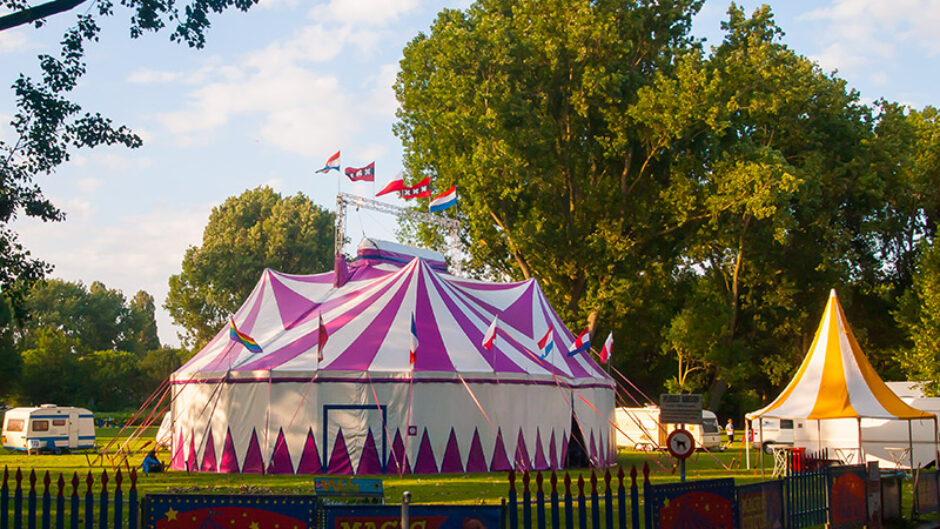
[167, 239, 615, 474]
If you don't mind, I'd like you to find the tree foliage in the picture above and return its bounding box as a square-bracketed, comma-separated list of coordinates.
[165, 186, 335, 349]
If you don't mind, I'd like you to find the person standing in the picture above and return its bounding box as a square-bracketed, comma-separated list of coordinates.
[725, 418, 734, 447]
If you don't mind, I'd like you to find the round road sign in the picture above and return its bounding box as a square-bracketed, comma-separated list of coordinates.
[666, 429, 695, 459]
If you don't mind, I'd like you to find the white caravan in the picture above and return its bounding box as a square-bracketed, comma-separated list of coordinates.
[1, 405, 95, 453]
[615, 406, 722, 451]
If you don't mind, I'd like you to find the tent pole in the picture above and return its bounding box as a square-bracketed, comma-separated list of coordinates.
[817, 420, 821, 451]
[857, 417, 863, 464]
[759, 420, 765, 479]
[909, 419, 915, 470]
[745, 418, 750, 470]
[933, 416, 939, 469]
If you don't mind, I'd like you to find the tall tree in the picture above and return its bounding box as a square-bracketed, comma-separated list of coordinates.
[165, 186, 335, 349]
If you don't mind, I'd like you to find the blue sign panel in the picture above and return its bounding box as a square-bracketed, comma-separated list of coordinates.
[736, 480, 784, 529]
[144, 494, 318, 529]
[322, 504, 504, 529]
[644, 478, 737, 529]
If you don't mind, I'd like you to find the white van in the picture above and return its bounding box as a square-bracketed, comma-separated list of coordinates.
[750, 417, 796, 453]
[615, 407, 722, 451]
[1, 405, 95, 453]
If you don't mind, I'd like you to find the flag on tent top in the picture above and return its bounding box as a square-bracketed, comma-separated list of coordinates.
[317, 313, 328, 362]
[376, 172, 404, 196]
[315, 151, 341, 174]
[482, 315, 499, 351]
[567, 327, 591, 357]
[599, 332, 613, 364]
[429, 185, 457, 212]
[410, 313, 419, 365]
[401, 176, 431, 199]
[538, 323, 554, 359]
[345, 162, 375, 182]
[229, 318, 262, 353]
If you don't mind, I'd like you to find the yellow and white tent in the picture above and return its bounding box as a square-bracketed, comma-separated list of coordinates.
[746, 289, 937, 469]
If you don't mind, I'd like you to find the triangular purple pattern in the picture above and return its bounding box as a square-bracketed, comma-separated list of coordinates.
[241, 429, 264, 474]
[357, 429, 382, 475]
[267, 428, 294, 474]
[296, 428, 322, 474]
[465, 428, 487, 473]
[588, 430, 597, 468]
[270, 275, 318, 329]
[548, 430, 558, 469]
[501, 281, 534, 337]
[171, 430, 185, 470]
[201, 433, 217, 472]
[514, 429, 530, 470]
[533, 429, 548, 470]
[219, 428, 240, 473]
[490, 428, 511, 471]
[413, 429, 438, 474]
[327, 430, 353, 475]
[440, 428, 464, 473]
[186, 431, 197, 471]
[560, 431, 569, 468]
[387, 429, 410, 475]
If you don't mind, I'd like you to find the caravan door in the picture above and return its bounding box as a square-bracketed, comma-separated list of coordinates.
[67, 412, 79, 448]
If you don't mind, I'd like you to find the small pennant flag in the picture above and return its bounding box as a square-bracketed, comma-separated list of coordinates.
[401, 176, 431, 199]
[482, 315, 500, 351]
[229, 318, 262, 353]
[410, 313, 419, 365]
[317, 313, 328, 362]
[538, 323, 555, 359]
[315, 151, 341, 174]
[600, 332, 613, 364]
[567, 327, 591, 357]
[429, 185, 458, 212]
[376, 172, 405, 196]
[345, 162, 375, 182]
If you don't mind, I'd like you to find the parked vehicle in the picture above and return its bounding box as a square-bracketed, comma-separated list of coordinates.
[750, 417, 797, 454]
[1, 405, 95, 453]
[615, 407, 722, 451]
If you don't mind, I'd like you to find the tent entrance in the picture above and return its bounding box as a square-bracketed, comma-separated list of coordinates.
[566, 414, 590, 468]
[323, 404, 388, 473]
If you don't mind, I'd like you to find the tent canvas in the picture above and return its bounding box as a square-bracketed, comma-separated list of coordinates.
[167, 240, 615, 474]
[745, 289, 937, 469]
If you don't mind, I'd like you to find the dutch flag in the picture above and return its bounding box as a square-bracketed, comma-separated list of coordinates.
[315, 151, 341, 174]
[410, 313, 419, 365]
[538, 324, 555, 359]
[567, 327, 591, 357]
[429, 185, 458, 212]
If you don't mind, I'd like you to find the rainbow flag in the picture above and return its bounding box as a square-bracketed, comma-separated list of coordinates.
[229, 318, 262, 353]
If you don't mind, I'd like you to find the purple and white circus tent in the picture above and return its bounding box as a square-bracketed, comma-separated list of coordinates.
[168, 239, 615, 474]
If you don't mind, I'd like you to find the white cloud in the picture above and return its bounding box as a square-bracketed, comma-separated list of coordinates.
[0, 29, 30, 54]
[801, 0, 940, 75]
[77, 177, 102, 192]
[871, 71, 889, 85]
[308, 0, 423, 27]
[127, 69, 184, 84]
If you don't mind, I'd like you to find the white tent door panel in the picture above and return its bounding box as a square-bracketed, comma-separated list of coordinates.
[323, 405, 386, 472]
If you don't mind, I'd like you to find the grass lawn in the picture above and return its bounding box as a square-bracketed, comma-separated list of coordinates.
[0, 429, 778, 505]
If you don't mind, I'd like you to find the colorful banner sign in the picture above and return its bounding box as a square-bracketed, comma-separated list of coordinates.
[828, 465, 867, 529]
[314, 477, 384, 501]
[736, 480, 783, 529]
[645, 478, 736, 529]
[143, 494, 318, 529]
[322, 505, 504, 529]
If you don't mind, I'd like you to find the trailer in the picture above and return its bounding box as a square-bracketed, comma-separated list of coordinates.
[1, 405, 95, 453]
[614, 406, 722, 451]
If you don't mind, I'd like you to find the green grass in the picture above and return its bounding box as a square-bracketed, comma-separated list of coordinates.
[0, 431, 779, 504]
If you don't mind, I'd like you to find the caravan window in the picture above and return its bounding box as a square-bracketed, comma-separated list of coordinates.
[6, 419, 24, 432]
[52, 419, 66, 427]
[703, 420, 719, 433]
[780, 419, 794, 429]
[32, 420, 49, 432]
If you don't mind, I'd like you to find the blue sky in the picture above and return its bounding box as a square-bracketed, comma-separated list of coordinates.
[1, 0, 938, 347]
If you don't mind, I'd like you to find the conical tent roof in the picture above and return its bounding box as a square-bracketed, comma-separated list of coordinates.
[748, 289, 929, 420]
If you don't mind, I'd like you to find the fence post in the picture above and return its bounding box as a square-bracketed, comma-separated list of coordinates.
[41, 472, 50, 529]
[55, 476, 64, 529]
[642, 463, 651, 529]
[508, 470, 517, 529]
[589, 472, 599, 529]
[1, 467, 8, 529]
[14, 469, 22, 529]
[27, 470, 35, 529]
[128, 470, 137, 529]
[577, 476, 586, 529]
[83, 472, 92, 529]
[98, 472, 108, 529]
[69, 474, 78, 529]
[523, 471, 531, 529]
[536, 472, 545, 529]
[113, 471, 122, 529]
[549, 472, 559, 529]
[563, 474, 573, 529]
[604, 470, 612, 529]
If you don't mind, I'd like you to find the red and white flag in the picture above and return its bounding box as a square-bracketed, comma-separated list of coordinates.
[401, 176, 431, 199]
[315, 151, 341, 174]
[409, 313, 419, 365]
[376, 172, 404, 196]
[599, 332, 613, 364]
[317, 313, 329, 363]
[482, 315, 500, 351]
[345, 162, 375, 182]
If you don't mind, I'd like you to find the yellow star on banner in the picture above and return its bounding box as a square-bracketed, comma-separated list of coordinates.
[250, 522, 259, 529]
[166, 509, 179, 521]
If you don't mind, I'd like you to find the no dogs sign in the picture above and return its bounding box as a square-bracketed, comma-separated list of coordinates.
[666, 429, 695, 459]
